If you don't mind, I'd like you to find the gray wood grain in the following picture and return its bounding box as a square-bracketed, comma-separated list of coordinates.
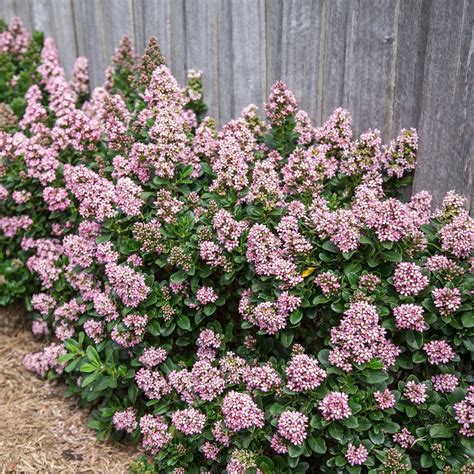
[49, 0, 77, 76]
[184, 0, 219, 119]
[342, 0, 399, 139]
[280, 0, 323, 122]
[72, 0, 108, 87]
[412, 0, 472, 211]
[102, 0, 136, 67]
[230, 0, 263, 116]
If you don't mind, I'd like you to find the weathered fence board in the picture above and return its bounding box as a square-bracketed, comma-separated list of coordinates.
[1, 0, 472, 210]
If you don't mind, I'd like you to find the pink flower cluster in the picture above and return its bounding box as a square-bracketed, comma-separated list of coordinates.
[454, 386, 474, 437]
[221, 391, 265, 432]
[393, 262, 429, 296]
[374, 389, 396, 410]
[139, 414, 171, 454]
[431, 374, 458, 393]
[393, 304, 426, 332]
[172, 408, 206, 435]
[432, 287, 462, 316]
[423, 340, 456, 365]
[346, 443, 368, 465]
[393, 428, 416, 448]
[277, 411, 308, 445]
[329, 301, 400, 371]
[319, 391, 352, 421]
[285, 353, 326, 392]
[403, 381, 427, 404]
[113, 407, 137, 433]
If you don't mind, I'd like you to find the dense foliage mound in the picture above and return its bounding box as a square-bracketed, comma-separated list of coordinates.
[1, 17, 473, 474]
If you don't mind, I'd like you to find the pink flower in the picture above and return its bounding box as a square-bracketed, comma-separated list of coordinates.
[270, 433, 288, 454]
[222, 391, 265, 432]
[346, 443, 368, 465]
[329, 301, 400, 371]
[286, 353, 326, 392]
[113, 408, 137, 433]
[393, 262, 429, 296]
[374, 389, 396, 410]
[403, 381, 427, 404]
[196, 286, 218, 305]
[243, 363, 281, 392]
[319, 391, 352, 421]
[139, 347, 167, 368]
[314, 272, 340, 296]
[213, 209, 247, 251]
[423, 340, 455, 365]
[393, 304, 426, 332]
[432, 287, 462, 316]
[393, 428, 416, 448]
[454, 386, 474, 437]
[139, 414, 171, 454]
[431, 374, 458, 393]
[265, 81, 298, 125]
[277, 411, 308, 445]
[172, 408, 206, 435]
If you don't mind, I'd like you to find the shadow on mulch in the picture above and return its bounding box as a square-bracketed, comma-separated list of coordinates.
[0, 307, 137, 473]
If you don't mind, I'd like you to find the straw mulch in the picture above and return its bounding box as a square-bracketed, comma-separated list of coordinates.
[0, 307, 137, 473]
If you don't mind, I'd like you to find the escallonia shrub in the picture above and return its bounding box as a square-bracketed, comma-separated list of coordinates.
[1, 18, 473, 474]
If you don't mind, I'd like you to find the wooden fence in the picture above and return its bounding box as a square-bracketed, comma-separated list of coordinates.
[1, 0, 472, 211]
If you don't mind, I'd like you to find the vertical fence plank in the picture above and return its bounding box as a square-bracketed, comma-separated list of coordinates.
[0, 0, 16, 22]
[216, 0, 233, 124]
[102, 0, 136, 66]
[49, 0, 77, 76]
[264, 0, 282, 99]
[229, 0, 263, 116]
[318, 0, 349, 124]
[342, 0, 399, 138]
[280, 0, 323, 120]
[132, 0, 146, 54]
[390, 0, 428, 136]
[169, 0, 186, 85]
[142, 0, 170, 64]
[412, 0, 472, 211]
[73, 0, 108, 88]
[184, 0, 219, 120]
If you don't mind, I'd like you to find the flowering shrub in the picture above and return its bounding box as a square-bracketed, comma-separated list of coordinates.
[1, 17, 474, 473]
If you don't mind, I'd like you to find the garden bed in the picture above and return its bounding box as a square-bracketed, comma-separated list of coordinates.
[0, 308, 135, 473]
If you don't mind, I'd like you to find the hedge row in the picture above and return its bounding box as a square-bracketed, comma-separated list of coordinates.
[1, 17, 473, 474]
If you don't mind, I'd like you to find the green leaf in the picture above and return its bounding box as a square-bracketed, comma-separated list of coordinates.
[362, 369, 389, 384]
[420, 453, 433, 468]
[380, 250, 402, 262]
[256, 456, 274, 473]
[288, 443, 305, 458]
[170, 270, 187, 284]
[461, 312, 474, 327]
[429, 424, 454, 438]
[369, 430, 385, 445]
[313, 295, 329, 305]
[177, 314, 191, 331]
[322, 241, 340, 253]
[280, 331, 294, 348]
[81, 372, 98, 387]
[290, 310, 303, 325]
[308, 436, 327, 454]
[86, 346, 100, 366]
[344, 262, 362, 286]
[80, 363, 98, 373]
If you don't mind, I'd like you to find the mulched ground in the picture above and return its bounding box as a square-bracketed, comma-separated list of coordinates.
[0, 307, 136, 473]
